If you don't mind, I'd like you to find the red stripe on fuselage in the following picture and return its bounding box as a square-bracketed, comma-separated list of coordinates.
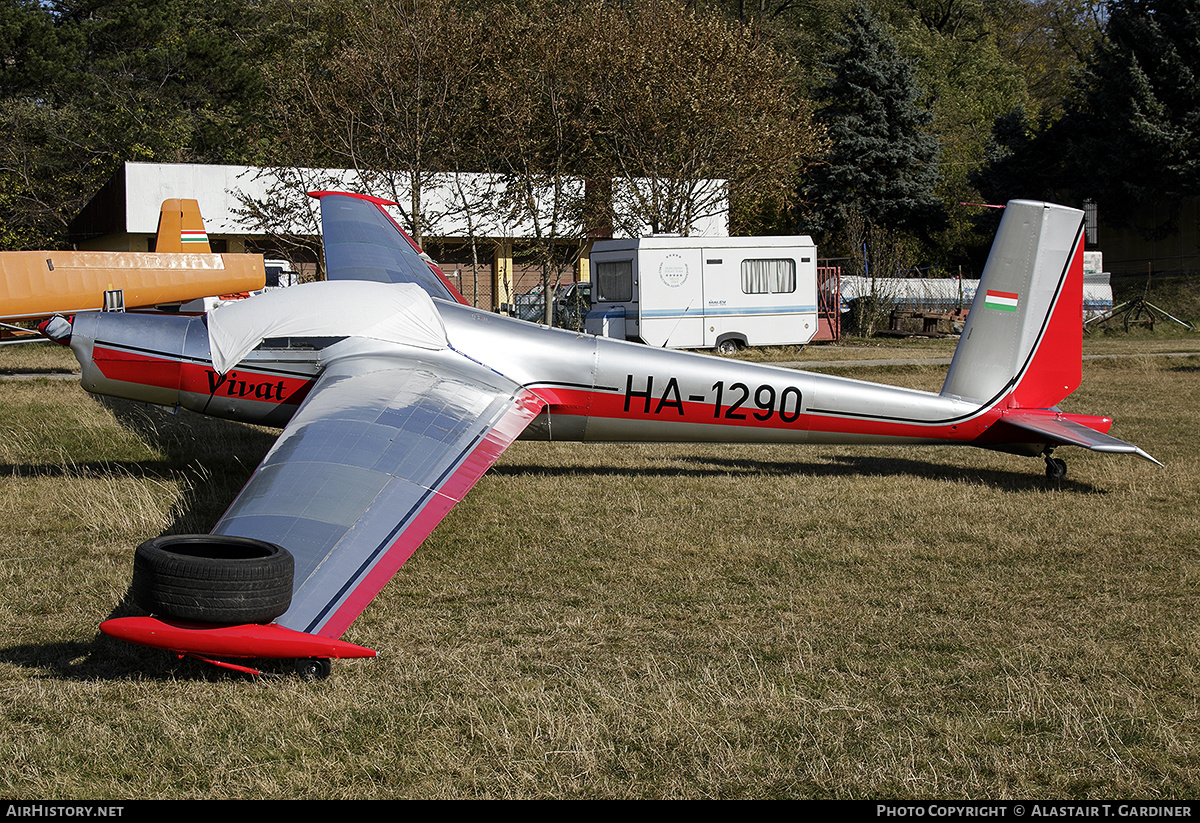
[533, 385, 1001, 443]
[93, 345, 314, 408]
[93, 345, 182, 390]
[537, 384, 1115, 447]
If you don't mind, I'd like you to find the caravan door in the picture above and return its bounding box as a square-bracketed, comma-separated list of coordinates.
[701, 240, 819, 349]
[585, 243, 638, 341]
[635, 244, 704, 348]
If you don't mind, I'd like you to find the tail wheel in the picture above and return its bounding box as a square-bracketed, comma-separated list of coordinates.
[131, 534, 294, 624]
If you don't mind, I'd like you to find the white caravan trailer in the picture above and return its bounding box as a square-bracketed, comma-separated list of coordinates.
[583, 235, 819, 354]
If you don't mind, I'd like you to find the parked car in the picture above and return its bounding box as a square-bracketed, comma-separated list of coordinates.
[511, 283, 547, 322]
[511, 282, 591, 328]
[554, 281, 591, 330]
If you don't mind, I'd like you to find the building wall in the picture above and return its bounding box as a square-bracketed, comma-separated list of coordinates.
[424, 240, 496, 310]
[68, 161, 730, 312]
[1097, 197, 1200, 278]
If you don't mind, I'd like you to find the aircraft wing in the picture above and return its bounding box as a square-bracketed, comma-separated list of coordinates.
[314, 191, 468, 304]
[997, 410, 1161, 465]
[211, 348, 545, 639]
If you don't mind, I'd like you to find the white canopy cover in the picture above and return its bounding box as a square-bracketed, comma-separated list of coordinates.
[206, 280, 448, 374]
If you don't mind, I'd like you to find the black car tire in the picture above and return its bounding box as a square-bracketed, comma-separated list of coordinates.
[131, 534, 294, 624]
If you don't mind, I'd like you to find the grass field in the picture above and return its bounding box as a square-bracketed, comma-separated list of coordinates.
[1, 333, 1199, 799]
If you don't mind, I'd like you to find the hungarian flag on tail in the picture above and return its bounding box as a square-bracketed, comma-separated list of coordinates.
[984, 290, 1019, 312]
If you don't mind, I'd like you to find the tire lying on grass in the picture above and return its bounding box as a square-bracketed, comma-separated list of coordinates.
[131, 534, 294, 624]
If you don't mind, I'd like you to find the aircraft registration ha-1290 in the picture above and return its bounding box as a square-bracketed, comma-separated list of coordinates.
[40, 194, 1158, 678]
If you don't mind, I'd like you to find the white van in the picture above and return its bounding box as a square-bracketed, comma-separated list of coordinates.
[583, 235, 819, 354]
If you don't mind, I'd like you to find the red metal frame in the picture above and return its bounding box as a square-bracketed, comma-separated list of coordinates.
[815, 265, 841, 342]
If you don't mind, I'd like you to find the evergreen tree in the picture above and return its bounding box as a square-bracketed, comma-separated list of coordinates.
[0, 0, 273, 249]
[798, 1, 942, 243]
[973, 105, 1067, 206]
[979, 0, 1198, 237]
[62, 0, 269, 165]
[1065, 0, 1199, 232]
[0, 0, 87, 247]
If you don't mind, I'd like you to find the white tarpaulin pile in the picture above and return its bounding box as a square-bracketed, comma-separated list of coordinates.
[840, 276, 978, 312]
[206, 280, 448, 374]
[841, 273, 1112, 317]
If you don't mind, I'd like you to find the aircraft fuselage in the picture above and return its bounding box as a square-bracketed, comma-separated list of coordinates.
[66, 297, 1063, 458]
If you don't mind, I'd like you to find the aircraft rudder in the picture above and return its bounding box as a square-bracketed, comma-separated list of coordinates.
[154, 200, 182, 252]
[1010, 232, 1083, 409]
[178, 199, 211, 253]
[940, 200, 1085, 410]
[311, 190, 469, 304]
[153, 198, 211, 254]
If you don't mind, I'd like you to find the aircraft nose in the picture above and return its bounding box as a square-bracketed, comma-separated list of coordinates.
[37, 314, 73, 346]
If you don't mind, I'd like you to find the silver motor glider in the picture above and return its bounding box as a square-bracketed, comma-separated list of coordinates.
[43, 193, 1156, 676]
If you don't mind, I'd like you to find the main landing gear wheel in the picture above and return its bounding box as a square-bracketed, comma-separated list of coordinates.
[1044, 455, 1067, 479]
[295, 658, 332, 680]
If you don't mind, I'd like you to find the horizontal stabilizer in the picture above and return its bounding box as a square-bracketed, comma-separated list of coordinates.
[999, 411, 1161, 465]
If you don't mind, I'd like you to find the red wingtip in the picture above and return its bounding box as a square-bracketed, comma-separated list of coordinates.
[101, 616, 377, 660]
[307, 190, 401, 208]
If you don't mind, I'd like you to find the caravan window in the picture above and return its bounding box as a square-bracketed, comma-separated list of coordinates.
[741, 259, 796, 294]
[596, 260, 633, 302]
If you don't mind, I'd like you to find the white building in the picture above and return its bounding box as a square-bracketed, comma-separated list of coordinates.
[68, 162, 728, 312]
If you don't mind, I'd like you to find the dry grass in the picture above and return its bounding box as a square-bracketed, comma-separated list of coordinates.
[0, 339, 1198, 798]
[0, 342, 80, 374]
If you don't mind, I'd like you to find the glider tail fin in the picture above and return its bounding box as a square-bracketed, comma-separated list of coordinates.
[154, 198, 211, 253]
[940, 200, 1084, 410]
[308, 191, 468, 304]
